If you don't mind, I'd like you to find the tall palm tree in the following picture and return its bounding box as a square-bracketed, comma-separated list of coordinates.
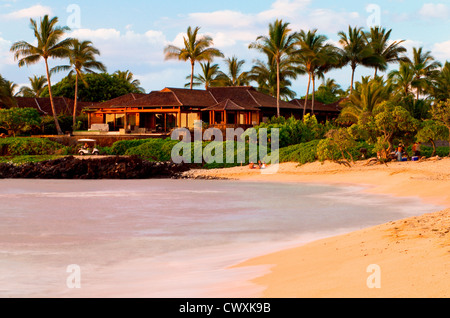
[185, 62, 222, 89]
[249, 19, 298, 117]
[164, 26, 223, 90]
[51, 39, 106, 128]
[296, 29, 341, 115]
[10, 15, 72, 135]
[113, 70, 145, 93]
[409, 47, 442, 100]
[427, 61, 450, 102]
[216, 56, 250, 86]
[18, 75, 48, 97]
[364, 27, 408, 77]
[338, 26, 382, 93]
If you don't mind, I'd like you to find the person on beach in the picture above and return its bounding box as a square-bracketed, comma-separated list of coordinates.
[412, 142, 421, 157]
[249, 162, 255, 169]
[396, 143, 404, 161]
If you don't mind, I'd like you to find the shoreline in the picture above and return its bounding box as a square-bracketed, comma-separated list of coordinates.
[184, 158, 450, 298]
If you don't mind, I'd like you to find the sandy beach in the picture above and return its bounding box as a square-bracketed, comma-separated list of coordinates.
[184, 158, 450, 298]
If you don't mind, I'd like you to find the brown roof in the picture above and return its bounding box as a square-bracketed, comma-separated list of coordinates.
[124, 91, 182, 107]
[91, 93, 147, 109]
[289, 99, 341, 112]
[15, 97, 96, 116]
[202, 99, 259, 111]
[161, 88, 217, 107]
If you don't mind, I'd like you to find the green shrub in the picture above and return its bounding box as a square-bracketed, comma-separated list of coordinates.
[110, 138, 155, 155]
[317, 140, 375, 163]
[125, 139, 178, 161]
[277, 140, 321, 164]
[0, 137, 67, 156]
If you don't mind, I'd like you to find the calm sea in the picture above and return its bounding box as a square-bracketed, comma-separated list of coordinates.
[0, 179, 441, 298]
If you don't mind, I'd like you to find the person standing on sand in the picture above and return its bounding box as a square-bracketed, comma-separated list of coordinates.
[413, 142, 421, 157]
[396, 143, 404, 161]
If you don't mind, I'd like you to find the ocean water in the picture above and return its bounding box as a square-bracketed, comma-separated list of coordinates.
[0, 179, 441, 298]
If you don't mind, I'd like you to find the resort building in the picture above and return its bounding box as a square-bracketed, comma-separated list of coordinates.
[288, 99, 343, 122]
[83, 86, 303, 134]
[3, 97, 98, 116]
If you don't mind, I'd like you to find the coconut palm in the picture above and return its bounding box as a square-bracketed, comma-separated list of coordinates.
[18, 75, 48, 97]
[409, 47, 442, 99]
[296, 29, 335, 115]
[113, 70, 145, 93]
[364, 27, 408, 77]
[338, 26, 382, 93]
[248, 55, 298, 101]
[0, 75, 18, 107]
[249, 19, 298, 117]
[340, 76, 393, 124]
[164, 26, 223, 90]
[388, 62, 416, 97]
[185, 62, 222, 89]
[10, 15, 73, 135]
[51, 39, 106, 128]
[216, 56, 250, 87]
[427, 61, 450, 102]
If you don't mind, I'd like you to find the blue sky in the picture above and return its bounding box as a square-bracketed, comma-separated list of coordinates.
[1, 0, 449, 97]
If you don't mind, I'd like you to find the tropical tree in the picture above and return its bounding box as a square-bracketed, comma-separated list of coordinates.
[249, 19, 298, 117]
[185, 62, 222, 89]
[416, 120, 449, 156]
[51, 39, 106, 128]
[10, 15, 73, 135]
[248, 56, 298, 101]
[339, 76, 392, 124]
[216, 56, 250, 86]
[364, 26, 408, 77]
[0, 107, 41, 136]
[296, 29, 340, 116]
[431, 99, 450, 156]
[338, 26, 382, 93]
[0, 76, 18, 107]
[427, 61, 450, 102]
[164, 26, 223, 90]
[409, 47, 442, 100]
[388, 61, 416, 97]
[113, 70, 145, 93]
[18, 75, 48, 97]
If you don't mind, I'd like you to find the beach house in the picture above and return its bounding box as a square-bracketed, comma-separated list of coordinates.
[83, 86, 303, 134]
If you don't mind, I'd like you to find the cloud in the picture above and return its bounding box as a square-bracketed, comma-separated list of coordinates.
[433, 40, 450, 61]
[419, 3, 450, 19]
[3, 4, 52, 20]
[0, 36, 14, 69]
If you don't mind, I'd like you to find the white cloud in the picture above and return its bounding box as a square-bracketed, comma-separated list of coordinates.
[419, 3, 450, 19]
[0, 36, 14, 69]
[433, 40, 450, 61]
[3, 4, 52, 20]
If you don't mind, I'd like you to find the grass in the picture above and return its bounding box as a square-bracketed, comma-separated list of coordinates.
[0, 155, 64, 165]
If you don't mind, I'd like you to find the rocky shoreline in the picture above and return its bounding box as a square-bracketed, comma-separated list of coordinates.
[0, 156, 192, 179]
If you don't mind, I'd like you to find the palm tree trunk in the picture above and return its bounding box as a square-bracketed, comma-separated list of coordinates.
[276, 58, 280, 118]
[303, 72, 311, 118]
[311, 74, 316, 115]
[73, 72, 79, 130]
[45, 58, 63, 135]
[374, 67, 378, 78]
[190, 61, 195, 90]
[350, 65, 356, 94]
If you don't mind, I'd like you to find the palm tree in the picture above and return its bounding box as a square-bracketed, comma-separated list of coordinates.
[10, 15, 73, 135]
[164, 26, 223, 90]
[296, 29, 341, 115]
[427, 61, 450, 102]
[338, 26, 382, 93]
[340, 76, 392, 124]
[51, 39, 106, 128]
[364, 27, 408, 77]
[388, 62, 416, 97]
[0, 75, 18, 107]
[249, 19, 298, 117]
[185, 62, 222, 89]
[18, 75, 48, 97]
[248, 55, 298, 101]
[409, 47, 442, 100]
[113, 70, 145, 93]
[216, 56, 250, 86]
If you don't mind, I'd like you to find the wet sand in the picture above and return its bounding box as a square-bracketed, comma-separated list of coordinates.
[184, 158, 450, 298]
